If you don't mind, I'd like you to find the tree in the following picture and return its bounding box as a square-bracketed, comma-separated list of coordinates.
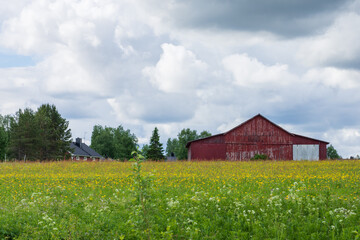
[35, 104, 72, 160]
[0, 126, 7, 160]
[198, 130, 212, 139]
[165, 138, 178, 157]
[113, 126, 138, 160]
[6, 104, 72, 161]
[0, 114, 11, 161]
[327, 145, 341, 159]
[9, 108, 38, 160]
[141, 144, 150, 159]
[8, 104, 72, 161]
[147, 127, 164, 161]
[176, 128, 198, 160]
[90, 125, 138, 160]
[91, 125, 115, 158]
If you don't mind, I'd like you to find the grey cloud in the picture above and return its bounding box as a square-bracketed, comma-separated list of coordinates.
[325, 58, 360, 70]
[109, 91, 198, 124]
[170, 0, 350, 37]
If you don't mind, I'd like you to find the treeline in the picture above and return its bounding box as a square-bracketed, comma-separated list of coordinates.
[0, 103, 212, 161]
[90, 126, 212, 161]
[0, 104, 72, 161]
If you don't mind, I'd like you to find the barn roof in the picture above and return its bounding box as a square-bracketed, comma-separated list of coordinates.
[186, 114, 329, 147]
[293, 133, 329, 144]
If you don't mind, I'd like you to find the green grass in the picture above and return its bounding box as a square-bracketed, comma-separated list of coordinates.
[0, 160, 359, 239]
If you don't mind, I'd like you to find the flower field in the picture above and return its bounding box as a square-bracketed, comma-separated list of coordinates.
[0, 160, 359, 239]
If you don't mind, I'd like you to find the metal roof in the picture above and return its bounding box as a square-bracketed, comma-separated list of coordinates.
[70, 142, 103, 158]
[186, 114, 329, 147]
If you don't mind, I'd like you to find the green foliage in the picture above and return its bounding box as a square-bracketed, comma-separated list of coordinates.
[165, 138, 178, 157]
[198, 130, 212, 139]
[0, 126, 7, 160]
[35, 104, 72, 160]
[251, 153, 268, 160]
[147, 127, 164, 161]
[0, 115, 10, 160]
[141, 144, 150, 159]
[166, 128, 212, 160]
[8, 104, 71, 161]
[90, 125, 137, 160]
[327, 144, 341, 159]
[9, 108, 38, 160]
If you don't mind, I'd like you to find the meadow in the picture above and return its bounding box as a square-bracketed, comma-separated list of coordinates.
[0, 160, 359, 239]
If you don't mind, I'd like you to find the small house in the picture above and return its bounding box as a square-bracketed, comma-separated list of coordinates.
[70, 138, 104, 161]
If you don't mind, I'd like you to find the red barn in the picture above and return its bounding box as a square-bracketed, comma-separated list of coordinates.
[186, 114, 328, 161]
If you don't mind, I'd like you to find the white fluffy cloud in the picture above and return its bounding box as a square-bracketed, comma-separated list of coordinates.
[304, 67, 360, 89]
[222, 53, 295, 87]
[143, 43, 208, 93]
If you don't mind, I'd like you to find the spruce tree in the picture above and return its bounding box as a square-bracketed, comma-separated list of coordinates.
[35, 104, 72, 160]
[147, 127, 164, 161]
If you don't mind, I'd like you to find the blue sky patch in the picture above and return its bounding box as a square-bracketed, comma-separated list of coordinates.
[0, 52, 36, 68]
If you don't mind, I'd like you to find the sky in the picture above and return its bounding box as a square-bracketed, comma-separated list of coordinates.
[0, 0, 360, 158]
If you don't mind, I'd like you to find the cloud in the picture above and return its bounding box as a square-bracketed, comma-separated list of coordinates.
[1, 0, 360, 159]
[304, 67, 360, 89]
[324, 128, 360, 158]
[107, 91, 197, 124]
[297, 12, 360, 67]
[164, 0, 348, 37]
[143, 43, 208, 93]
[222, 53, 295, 87]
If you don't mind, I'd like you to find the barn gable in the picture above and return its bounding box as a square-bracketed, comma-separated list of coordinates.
[224, 114, 293, 145]
[223, 114, 294, 160]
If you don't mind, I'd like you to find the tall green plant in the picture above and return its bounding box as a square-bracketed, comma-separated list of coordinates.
[129, 150, 154, 239]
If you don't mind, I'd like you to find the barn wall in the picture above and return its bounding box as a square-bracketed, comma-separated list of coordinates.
[293, 135, 328, 160]
[293, 135, 320, 144]
[189, 141, 226, 160]
[319, 143, 327, 160]
[199, 134, 225, 144]
[226, 144, 292, 160]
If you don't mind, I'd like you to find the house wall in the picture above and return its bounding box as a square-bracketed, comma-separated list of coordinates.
[72, 156, 101, 161]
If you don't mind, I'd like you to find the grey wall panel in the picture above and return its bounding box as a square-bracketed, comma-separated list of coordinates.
[293, 144, 319, 160]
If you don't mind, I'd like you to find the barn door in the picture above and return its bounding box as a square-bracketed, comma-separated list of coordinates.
[293, 145, 319, 161]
